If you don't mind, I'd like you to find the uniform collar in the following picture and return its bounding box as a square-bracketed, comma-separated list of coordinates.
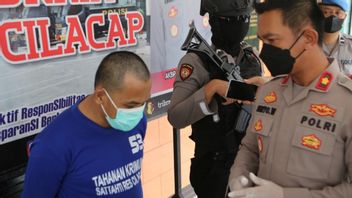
[280, 59, 339, 105]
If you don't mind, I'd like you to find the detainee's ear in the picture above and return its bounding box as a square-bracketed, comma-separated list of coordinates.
[94, 87, 105, 105]
[302, 28, 319, 50]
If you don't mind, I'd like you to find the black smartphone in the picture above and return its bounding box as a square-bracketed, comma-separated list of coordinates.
[225, 80, 258, 101]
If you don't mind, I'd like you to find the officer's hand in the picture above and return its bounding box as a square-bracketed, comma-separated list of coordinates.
[222, 98, 238, 106]
[204, 79, 229, 104]
[228, 175, 249, 191]
[228, 173, 284, 198]
[235, 99, 253, 106]
[244, 76, 272, 86]
[234, 76, 272, 105]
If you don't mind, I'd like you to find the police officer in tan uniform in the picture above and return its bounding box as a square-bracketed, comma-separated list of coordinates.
[319, 0, 352, 79]
[167, 0, 261, 197]
[228, 0, 352, 197]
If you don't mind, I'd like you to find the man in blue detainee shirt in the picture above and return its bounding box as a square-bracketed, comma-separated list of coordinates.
[22, 51, 152, 198]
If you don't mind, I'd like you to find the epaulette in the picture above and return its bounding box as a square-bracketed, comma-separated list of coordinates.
[271, 75, 289, 84]
[237, 42, 262, 79]
[260, 75, 287, 89]
[240, 41, 252, 51]
[337, 74, 352, 92]
[343, 33, 352, 40]
[272, 75, 287, 80]
[236, 41, 253, 65]
[164, 0, 174, 4]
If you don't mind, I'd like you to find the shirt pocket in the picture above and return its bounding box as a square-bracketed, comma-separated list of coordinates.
[286, 126, 336, 180]
[250, 115, 273, 163]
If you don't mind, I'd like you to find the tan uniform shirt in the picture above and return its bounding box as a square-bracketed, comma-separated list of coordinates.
[323, 33, 352, 79]
[167, 52, 223, 129]
[229, 60, 352, 198]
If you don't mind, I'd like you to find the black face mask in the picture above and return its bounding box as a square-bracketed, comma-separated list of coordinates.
[209, 15, 250, 56]
[259, 32, 305, 77]
[324, 15, 344, 33]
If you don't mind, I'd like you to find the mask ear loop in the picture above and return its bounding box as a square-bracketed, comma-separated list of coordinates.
[294, 48, 306, 59]
[103, 88, 118, 110]
[289, 31, 305, 50]
[289, 31, 306, 59]
[100, 104, 110, 118]
[102, 88, 119, 118]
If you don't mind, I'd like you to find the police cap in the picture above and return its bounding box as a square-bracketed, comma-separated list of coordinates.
[200, 0, 253, 17]
[321, 0, 350, 11]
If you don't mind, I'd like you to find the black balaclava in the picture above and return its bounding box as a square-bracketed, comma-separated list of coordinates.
[209, 15, 250, 56]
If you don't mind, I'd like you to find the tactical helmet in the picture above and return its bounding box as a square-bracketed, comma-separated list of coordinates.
[200, 0, 253, 17]
[321, 0, 350, 11]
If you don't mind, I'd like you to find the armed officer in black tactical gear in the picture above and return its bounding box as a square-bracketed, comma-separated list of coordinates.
[167, 0, 262, 197]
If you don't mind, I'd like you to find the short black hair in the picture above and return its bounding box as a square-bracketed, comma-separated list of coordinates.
[255, 0, 325, 45]
[94, 51, 150, 91]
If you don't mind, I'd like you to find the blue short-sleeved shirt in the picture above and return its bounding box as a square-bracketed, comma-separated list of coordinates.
[22, 101, 147, 198]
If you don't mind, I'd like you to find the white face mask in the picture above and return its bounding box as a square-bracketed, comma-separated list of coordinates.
[100, 89, 145, 132]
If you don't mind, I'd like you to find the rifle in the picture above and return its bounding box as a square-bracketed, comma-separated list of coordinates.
[181, 22, 257, 135]
[181, 21, 243, 81]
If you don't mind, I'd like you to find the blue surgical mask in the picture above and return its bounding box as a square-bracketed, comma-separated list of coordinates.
[101, 89, 145, 132]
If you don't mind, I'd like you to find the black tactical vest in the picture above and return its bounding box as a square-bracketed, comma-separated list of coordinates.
[189, 45, 261, 157]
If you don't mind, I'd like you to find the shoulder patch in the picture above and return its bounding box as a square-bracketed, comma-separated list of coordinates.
[338, 75, 352, 92]
[270, 75, 287, 82]
[343, 33, 352, 40]
[180, 64, 193, 81]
